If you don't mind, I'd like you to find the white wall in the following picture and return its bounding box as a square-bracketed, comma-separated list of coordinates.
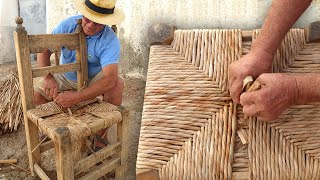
[0, 0, 18, 26]
[46, 0, 320, 78]
[0, 0, 18, 64]
[0, 0, 46, 64]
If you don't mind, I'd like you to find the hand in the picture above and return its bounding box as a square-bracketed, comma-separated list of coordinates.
[54, 91, 81, 108]
[229, 49, 273, 103]
[44, 74, 59, 100]
[240, 73, 298, 121]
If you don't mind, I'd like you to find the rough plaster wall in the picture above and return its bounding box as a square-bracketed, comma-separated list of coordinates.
[20, 0, 46, 35]
[116, 0, 320, 78]
[0, 26, 16, 64]
[0, 0, 46, 64]
[0, 1, 18, 64]
[46, 0, 78, 33]
[46, 1, 320, 78]
[0, 1, 18, 26]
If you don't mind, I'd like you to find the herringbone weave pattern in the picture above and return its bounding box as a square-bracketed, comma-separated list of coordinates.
[137, 29, 320, 179]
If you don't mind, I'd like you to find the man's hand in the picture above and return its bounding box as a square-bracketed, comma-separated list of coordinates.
[240, 73, 298, 121]
[44, 74, 59, 100]
[229, 49, 273, 103]
[54, 91, 81, 108]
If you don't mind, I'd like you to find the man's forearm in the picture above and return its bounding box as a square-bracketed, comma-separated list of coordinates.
[252, 0, 312, 56]
[77, 75, 117, 102]
[294, 74, 320, 105]
[37, 48, 52, 67]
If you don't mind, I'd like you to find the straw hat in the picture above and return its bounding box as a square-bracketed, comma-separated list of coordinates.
[74, 0, 124, 25]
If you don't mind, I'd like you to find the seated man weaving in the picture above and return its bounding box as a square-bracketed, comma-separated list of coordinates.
[33, 0, 124, 149]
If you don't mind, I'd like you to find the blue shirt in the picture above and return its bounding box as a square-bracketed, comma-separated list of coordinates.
[51, 15, 120, 82]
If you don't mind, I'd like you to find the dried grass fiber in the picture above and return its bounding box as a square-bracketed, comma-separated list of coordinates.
[0, 72, 22, 135]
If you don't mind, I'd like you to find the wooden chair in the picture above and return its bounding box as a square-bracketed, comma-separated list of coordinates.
[14, 17, 130, 180]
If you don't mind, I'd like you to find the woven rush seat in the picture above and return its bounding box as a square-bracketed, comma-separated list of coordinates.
[28, 99, 122, 141]
[137, 28, 320, 179]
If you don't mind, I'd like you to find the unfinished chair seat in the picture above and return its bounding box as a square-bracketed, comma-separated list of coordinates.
[137, 27, 320, 179]
[14, 17, 130, 179]
[27, 99, 122, 142]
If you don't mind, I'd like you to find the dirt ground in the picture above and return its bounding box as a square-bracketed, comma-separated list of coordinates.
[0, 62, 146, 179]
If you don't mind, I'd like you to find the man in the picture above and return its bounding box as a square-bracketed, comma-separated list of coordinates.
[34, 0, 124, 108]
[229, 0, 317, 120]
[34, 0, 124, 148]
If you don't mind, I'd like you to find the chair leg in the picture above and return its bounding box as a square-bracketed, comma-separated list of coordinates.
[24, 117, 41, 176]
[115, 107, 131, 180]
[53, 127, 74, 180]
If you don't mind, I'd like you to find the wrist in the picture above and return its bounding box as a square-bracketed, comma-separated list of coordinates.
[252, 33, 278, 57]
[74, 91, 83, 104]
[44, 73, 54, 80]
[290, 75, 300, 105]
[251, 44, 274, 65]
[248, 47, 274, 74]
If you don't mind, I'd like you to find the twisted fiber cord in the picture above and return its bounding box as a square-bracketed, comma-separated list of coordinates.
[172, 29, 242, 92]
[249, 30, 320, 179]
[284, 41, 320, 74]
[137, 29, 241, 179]
[138, 49, 228, 169]
[159, 104, 237, 180]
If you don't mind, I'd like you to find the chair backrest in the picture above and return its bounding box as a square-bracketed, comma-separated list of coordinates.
[14, 17, 88, 112]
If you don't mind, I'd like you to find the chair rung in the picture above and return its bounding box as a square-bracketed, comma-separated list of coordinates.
[28, 33, 80, 53]
[40, 140, 54, 153]
[32, 63, 80, 78]
[34, 163, 50, 180]
[78, 157, 121, 180]
[74, 141, 121, 175]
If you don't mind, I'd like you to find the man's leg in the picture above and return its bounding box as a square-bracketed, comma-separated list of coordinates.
[33, 73, 76, 105]
[95, 77, 124, 148]
[34, 91, 49, 105]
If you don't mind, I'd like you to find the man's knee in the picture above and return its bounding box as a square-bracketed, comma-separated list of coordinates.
[34, 91, 48, 105]
[115, 77, 124, 93]
[102, 77, 124, 106]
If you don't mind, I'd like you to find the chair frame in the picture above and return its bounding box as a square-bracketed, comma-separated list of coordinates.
[14, 17, 130, 180]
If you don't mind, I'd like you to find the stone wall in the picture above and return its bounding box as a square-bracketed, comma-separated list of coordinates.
[45, 1, 320, 78]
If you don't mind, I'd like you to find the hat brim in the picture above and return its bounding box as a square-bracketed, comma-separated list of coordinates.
[74, 0, 125, 25]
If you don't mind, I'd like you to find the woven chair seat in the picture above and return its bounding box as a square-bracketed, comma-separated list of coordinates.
[27, 99, 122, 141]
[137, 29, 320, 179]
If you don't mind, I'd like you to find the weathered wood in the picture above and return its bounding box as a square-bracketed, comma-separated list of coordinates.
[32, 63, 81, 78]
[40, 140, 54, 153]
[115, 106, 131, 179]
[136, 169, 160, 180]
[306, 21, 320, 43]
[237, 129, 248, 145]
[111, 25, 117, 34]
[148, 23, 177, 46]
[241, 30, 252, 41]
[34, 163, 50, 180]
[232, 172, 249, 180]
[79, 157, 121, 180]
[76, 19, 88, 90]
[0, 159, 18, 164]
[74, 141, 121, 175]
[54, 51, 60, 65]
[28, 33, 80, 53]
[14, 17, 41, 175]
[53, 127, 74, 180]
